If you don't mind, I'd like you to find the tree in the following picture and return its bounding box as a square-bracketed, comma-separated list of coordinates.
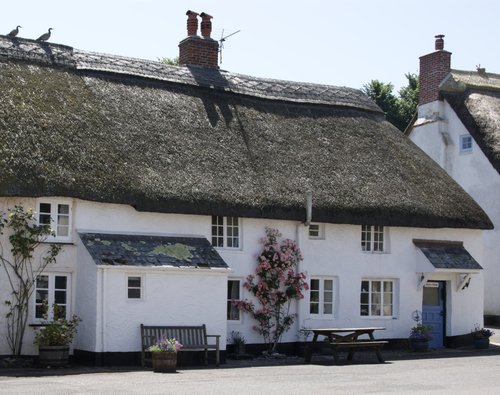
[0, 206, 61, 355]
[234, 227, 308, 354]
[362, 73, 419, 132]
[159, 56, 180, 66]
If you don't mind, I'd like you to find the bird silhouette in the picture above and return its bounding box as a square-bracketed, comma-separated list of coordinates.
[7, 25, 22, 37]
[36, 28, 53, 42]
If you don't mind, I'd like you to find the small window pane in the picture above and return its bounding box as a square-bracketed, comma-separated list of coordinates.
[324, 280, 333, 291]
[37, 275, 49, 289]
[36, 290, 48, 304]
[128, 288, 141, 299]
[54, 290, 66, 304]
[55, 276, 67, 289]
[58, 204, 69, 215]
[39, 203, 51, 213]
[323, 304, 332, 314]
[128, 277, 141, 288]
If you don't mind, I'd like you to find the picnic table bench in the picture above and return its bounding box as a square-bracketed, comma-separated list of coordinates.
[303, 327, 387, 364]
[140, 324, 220, 367]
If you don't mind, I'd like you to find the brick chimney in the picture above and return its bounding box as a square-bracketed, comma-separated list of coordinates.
[418, 35, 452, 105]
[179, 10, 219, 69]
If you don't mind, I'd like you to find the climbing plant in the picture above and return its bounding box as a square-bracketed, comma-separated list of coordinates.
[235, 227, 308, 354]
[0, 206, 61, 355]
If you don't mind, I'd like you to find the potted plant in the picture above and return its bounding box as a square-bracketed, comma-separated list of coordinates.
[471, 324, 494, 349]
[229, 331, 246, 356]
[33, 305, 81, 367]
[148, 338, 183, 373]
[409, 323, 433, 352]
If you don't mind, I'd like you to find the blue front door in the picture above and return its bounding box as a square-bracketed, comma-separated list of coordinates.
[422, 281, 445, 348]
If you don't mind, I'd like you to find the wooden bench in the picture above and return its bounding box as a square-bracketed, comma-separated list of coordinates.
[140, 324, 220, 367]
[329, 340, 388, 364]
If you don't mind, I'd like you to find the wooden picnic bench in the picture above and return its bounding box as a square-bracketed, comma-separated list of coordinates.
[303, 327, 387, 364]
[140, 324, 220, 367]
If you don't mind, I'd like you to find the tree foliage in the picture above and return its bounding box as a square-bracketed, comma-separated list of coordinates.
[159, 56, 180, 66]
[0, 206, 61, 355]
[235, 227, 308, 354]
[362, 73, 419, 132]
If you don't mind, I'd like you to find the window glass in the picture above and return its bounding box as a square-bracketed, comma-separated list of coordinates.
[227, 280, 240, 320]
[360, 279, 393, 317]
[34, 274, 69, 320]
[38, 202, 71, 239]
[310, 279, 333, 315]
[127, 276, 142, 299]
[361, 225, 384, 252]
[212, 216, 240, 249]
[460, 135, 472, 153]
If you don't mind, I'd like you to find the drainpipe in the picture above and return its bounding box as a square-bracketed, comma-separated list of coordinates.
[296, 191, 313, 338]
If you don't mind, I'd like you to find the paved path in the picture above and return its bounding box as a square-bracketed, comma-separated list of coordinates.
[2, 353, 500, 395]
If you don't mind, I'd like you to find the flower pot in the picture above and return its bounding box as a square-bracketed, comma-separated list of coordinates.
[409, 339, 429, 352]
[38, 345, 69, 367]
[473, 337, 490, 349]
[152, 351, 177, 373]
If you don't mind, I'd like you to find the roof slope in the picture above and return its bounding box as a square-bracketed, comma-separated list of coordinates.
[0, 36, 492, 229]
[441, 70, 500, 175]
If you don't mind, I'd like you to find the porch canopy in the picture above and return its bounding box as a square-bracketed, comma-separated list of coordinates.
[79, 232, 229, 269]
[413, 239, 482, 290]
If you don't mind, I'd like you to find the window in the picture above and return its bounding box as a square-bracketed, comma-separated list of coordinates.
[127, 276, 142, 299]
[227, 280, 240, 320]
[309, 278, 334, 315]
[35, 274, 69, 320]
[308, 223, 324, 239]
[211, 216, 240, 249]
[361, 225, 384, 252]
[38, 201, 71, 241]
[360, 279, 393, 317]
[460, 134, 473, 154]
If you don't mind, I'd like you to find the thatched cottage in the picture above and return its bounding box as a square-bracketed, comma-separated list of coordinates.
[0, 15, 492, 364]
[408, 35, 500, 326]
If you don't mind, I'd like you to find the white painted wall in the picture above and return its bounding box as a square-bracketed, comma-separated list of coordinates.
[410, 99, 500, 316]
[0, 196, 485, 357]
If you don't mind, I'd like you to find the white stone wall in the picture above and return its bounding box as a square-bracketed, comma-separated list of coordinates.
[0, 196, 486, 356]
[410, 100, 500, 316]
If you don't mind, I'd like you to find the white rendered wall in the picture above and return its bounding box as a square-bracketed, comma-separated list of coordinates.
[0, 196, 486, 356]
[410, 99, 500, 316]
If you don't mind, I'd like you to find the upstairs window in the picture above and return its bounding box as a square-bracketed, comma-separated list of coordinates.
[212, 216, 240, 249]
[361, 225, 384, 252]
[38, 201, 71, 241]
[460, 134, 473, 154]
[308, 223, 325, 239]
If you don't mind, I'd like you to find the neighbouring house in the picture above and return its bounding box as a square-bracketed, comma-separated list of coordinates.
[407, 35, 500, 325]
[0, 14, 493, 364]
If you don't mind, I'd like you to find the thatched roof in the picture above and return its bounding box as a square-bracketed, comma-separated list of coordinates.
[441, 70, 500, 175]
[0, 36, 492, 229]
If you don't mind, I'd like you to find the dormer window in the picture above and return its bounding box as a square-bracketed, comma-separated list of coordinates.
[38, 201, 72, 242]
[460, 134, 473, 154]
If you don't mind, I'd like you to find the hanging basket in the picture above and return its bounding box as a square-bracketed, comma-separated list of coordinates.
[152, 351, 177, 373]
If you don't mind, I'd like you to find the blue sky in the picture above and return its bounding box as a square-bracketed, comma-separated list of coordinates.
[2, 0, 499, 91]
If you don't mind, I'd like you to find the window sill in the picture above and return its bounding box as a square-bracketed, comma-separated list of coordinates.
[39, 240, 75, 246]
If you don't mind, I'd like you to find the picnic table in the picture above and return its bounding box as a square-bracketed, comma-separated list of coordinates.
[303, 327, 387, 364]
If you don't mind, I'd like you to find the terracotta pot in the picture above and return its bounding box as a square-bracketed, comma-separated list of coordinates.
[38, 345, 69, 367]
[152, 351, 177, 373]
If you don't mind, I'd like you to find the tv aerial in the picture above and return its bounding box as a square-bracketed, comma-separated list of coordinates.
[219, 29, 241, 64]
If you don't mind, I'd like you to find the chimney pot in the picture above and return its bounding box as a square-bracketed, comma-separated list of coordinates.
[200, 12, 213, 38]
[435, 34, 445, 50]
[186, 10, 199, 36]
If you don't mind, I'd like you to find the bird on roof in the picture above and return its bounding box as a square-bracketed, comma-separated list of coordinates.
[7, 25, 22, 37]
[36, 28, 53, 42]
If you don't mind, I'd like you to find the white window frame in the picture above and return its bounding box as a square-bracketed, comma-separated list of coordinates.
[360, 279, 394, 318]
[34, 273, 71, 322]
[127, 275, 143, 300]
[37, 200, 72, 242]
[459, 134, 473, 154]
[211, 216, 241, 249]
[309, 277, 335, 316]
[308, 223, 325, 240]
[227, 279, 241, 321]
[361, 225, 385, 253]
